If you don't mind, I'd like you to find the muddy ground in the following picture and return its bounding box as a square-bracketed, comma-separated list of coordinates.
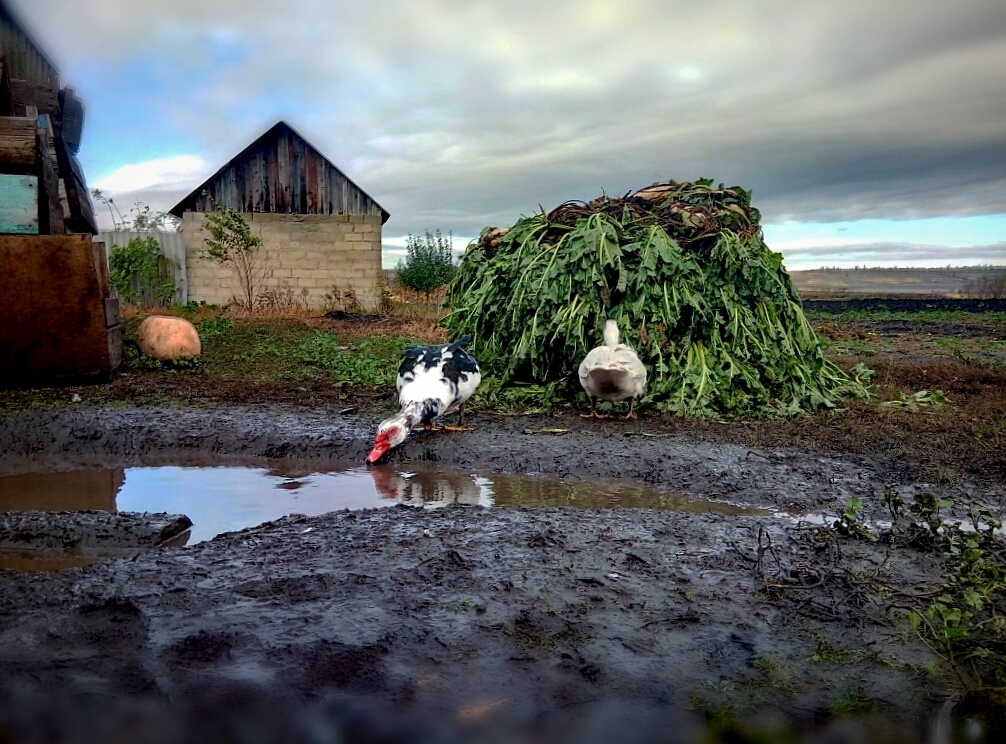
[0, 406, 998, 744]
[2, 310, 1005, 743]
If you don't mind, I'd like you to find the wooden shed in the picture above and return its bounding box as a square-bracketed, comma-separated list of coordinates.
[170, 121, 389, 311]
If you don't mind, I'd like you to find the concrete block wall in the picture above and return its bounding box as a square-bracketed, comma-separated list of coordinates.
[181, 212, 383, 311]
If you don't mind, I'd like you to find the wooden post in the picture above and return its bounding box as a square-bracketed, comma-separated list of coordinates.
[36, 114, 64, 234]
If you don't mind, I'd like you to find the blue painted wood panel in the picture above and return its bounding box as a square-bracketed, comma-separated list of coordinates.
[0, 174, 39, 234]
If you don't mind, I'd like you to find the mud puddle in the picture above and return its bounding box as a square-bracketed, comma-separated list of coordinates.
[0, 460, 771, 547]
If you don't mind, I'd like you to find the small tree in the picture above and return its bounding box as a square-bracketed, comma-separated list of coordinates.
[397, 229, 456, 302]
[197, 192, 266, 312]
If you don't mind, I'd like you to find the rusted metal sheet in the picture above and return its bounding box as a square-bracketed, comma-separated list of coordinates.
[169, 121, 389, 222]
[0, 233, 122, 383]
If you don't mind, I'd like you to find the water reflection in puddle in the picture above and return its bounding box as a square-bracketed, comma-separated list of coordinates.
[0, 462, 772, 545]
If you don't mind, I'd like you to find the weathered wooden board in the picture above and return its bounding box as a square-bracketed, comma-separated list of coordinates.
[104, 297, 120, 328]
[55, 135, 97, 234]
[36, 114, 64, 234]
[0, 233, 121, 382]
[0, 172, 38, 233]
[0, 115, 37, 170]
[169, 121, 389, 222]
[10, 78, 60, 119]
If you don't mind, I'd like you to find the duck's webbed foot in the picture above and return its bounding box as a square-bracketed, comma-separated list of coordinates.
[443, 405, 474, 431]
[620, 399, 638, 420]
[580, 399, 608, 419]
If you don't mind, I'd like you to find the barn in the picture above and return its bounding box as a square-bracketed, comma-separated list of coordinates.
[170, 121, 390, 311]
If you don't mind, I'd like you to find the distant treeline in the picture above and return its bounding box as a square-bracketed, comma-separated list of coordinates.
[791, 265, 1006, 300]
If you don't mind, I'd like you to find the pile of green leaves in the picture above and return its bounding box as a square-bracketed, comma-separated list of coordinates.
[444, 180, 870, 417]
[108, 235, 177, 306]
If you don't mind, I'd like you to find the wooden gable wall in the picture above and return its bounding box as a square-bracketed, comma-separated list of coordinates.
[171, 123, 388, 222]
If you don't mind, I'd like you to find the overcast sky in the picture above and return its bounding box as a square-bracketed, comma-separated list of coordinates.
[12, 0, 1006, 268]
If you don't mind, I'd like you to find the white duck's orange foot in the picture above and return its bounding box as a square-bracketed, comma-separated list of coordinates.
[621, 411, 638, 420]
[443, 425, 475, 432]
[580, 411, 609, 419]
[421, 423, 444, 431]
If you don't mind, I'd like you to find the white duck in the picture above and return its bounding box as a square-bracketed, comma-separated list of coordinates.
[578, 319, 647, 420]
[366, 336, 481, 464]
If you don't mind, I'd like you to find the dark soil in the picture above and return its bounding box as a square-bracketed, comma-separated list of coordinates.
[803, 298, 1006, 314]
[1, 311, 1004, 743]
[0, 504, 943, 744]
[0, 404, 1000, 743]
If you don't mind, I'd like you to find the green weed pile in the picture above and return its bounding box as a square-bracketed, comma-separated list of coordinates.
[444, 180, 870, 417]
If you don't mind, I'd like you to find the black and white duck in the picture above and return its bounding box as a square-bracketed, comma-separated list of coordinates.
[366, 335, 481, 464]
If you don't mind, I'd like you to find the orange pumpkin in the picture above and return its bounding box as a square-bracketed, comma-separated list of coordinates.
[137, 316, 201, 362]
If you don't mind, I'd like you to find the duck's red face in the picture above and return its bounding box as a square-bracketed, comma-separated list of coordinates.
[366, 423, 404, 464]
[366, 433, 391, 464]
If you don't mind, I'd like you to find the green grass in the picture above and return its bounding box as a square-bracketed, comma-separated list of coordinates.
[118, 313, 420, 389]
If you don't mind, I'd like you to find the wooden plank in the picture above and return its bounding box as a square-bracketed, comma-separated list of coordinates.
[36, 115, 64, 234]
[0, 173, 38, 233]
[57, 176, 70, 219]
[0, 115, 37, 171]
[104, 297, 120, 328]
[10, 78, 60, 118]
[107, 325, 123, 370]
[55, 135, 98, 235]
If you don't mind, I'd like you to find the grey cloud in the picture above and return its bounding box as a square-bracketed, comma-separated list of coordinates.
[16, 0, 1006, 240]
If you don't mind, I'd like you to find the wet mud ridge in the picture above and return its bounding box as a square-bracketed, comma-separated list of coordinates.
[0, 511, 191, 552]
[0, 507, 942, 743]
[0, 405, 911, 517]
